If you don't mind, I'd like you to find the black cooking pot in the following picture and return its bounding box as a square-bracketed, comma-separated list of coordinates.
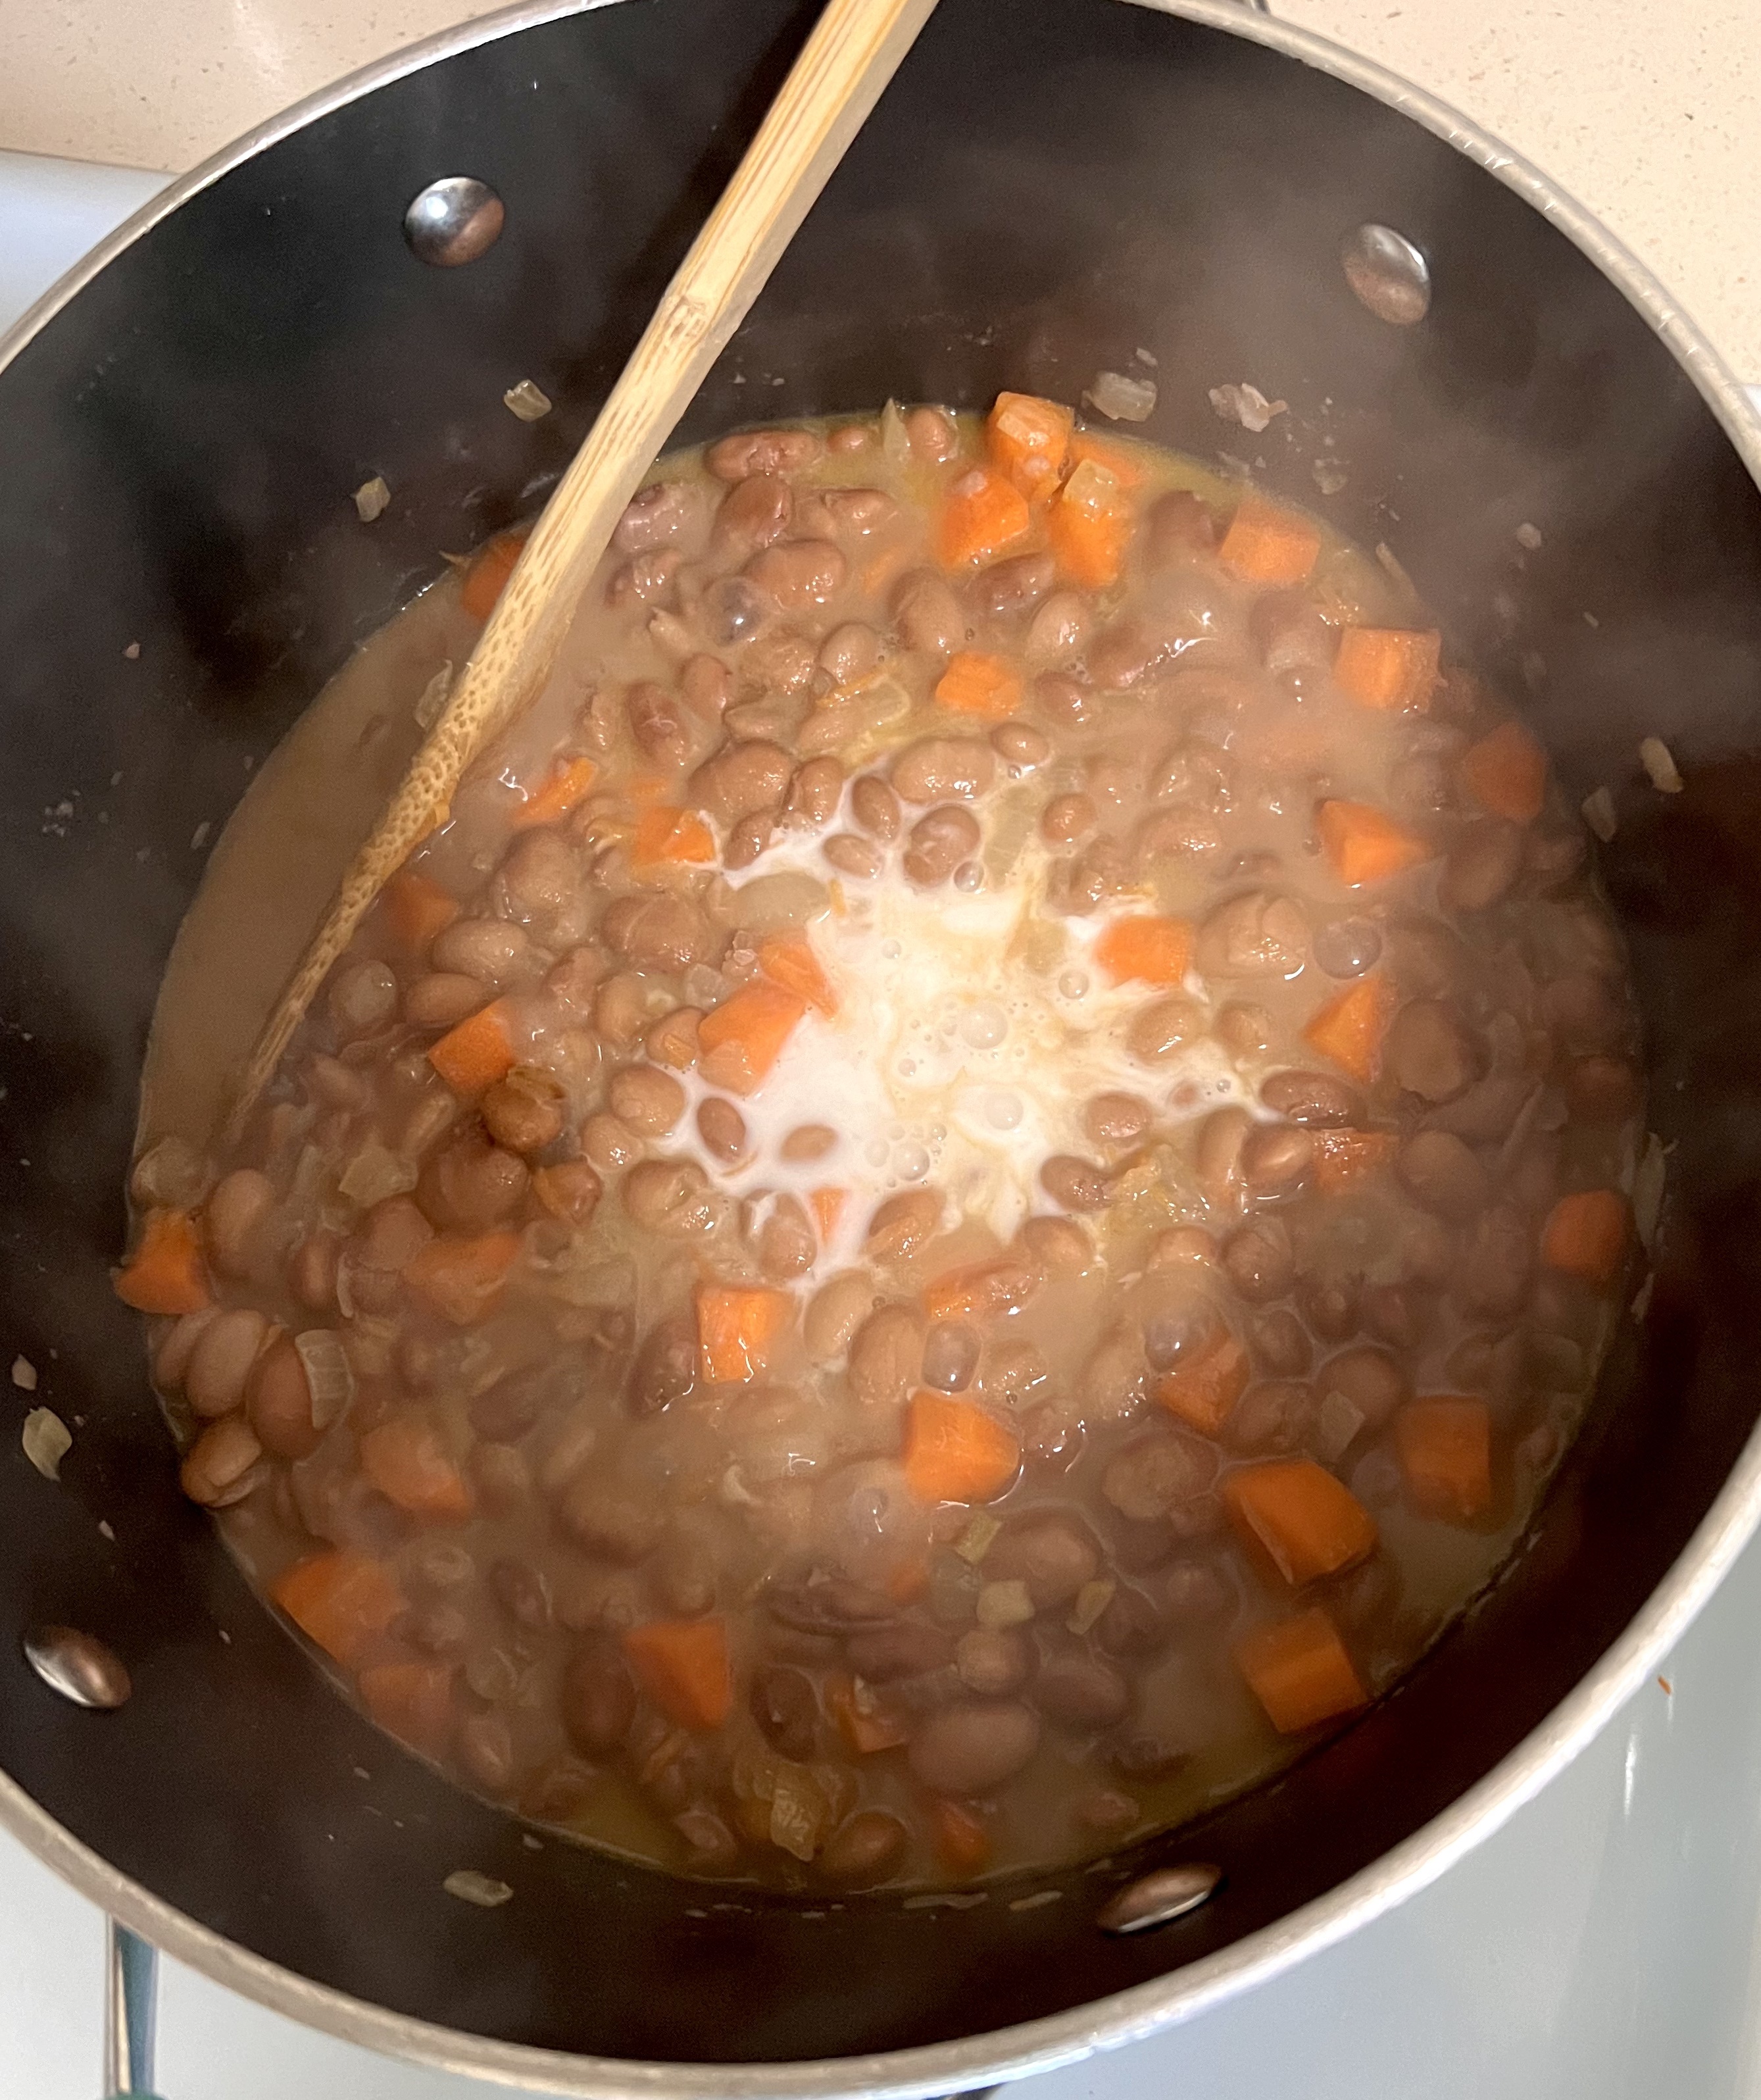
[5, 0, 1761, 2089]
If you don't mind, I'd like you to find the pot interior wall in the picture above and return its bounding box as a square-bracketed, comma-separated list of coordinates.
[2, 0, 1760, 2064]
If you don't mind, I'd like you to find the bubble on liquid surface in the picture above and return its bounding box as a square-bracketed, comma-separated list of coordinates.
[897, 1142, 931, 1181]
[1058, 970, 1089, 1001]
[960, 1003, 1008, 1050]
[985, 1089, 1024, 1130]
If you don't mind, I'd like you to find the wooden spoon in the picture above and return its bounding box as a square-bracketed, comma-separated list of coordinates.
[228, 0, 939, 1137]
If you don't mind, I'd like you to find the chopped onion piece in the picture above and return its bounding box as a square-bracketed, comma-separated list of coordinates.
[338, 1141, 417, 1209]
[414, 661, 453, 730]
[1083, 370, 1156, 423]
[1516, 521, 1542, 550]
[1581, 786, 1618, 842]
[1317, 1390, 1366, 1462]
[352, 475, 391, 522]
[977, 1578, 1034, 1629]
[768, 1762, 831, 1863]
[129, 1134, 209, 1211]
[954, 1511, 1001, 1565]
[443, 1870, 513, 1909]
[1631, 1272, 1656, 1322]
[880, 397, 911, 470]
[1633, 1132, 1667, 1252]
[11, 1355, 37, 1393]
[1207, 382, 1287, 434]
[23, 1407, 71, 1481]
[1066, 1578, 1115, 1636]
[1640, 736, 1684, 794]
[1312, 457, 1349, 497]
[503, 379, 553, 422]
[293, 1329, 356, 1431]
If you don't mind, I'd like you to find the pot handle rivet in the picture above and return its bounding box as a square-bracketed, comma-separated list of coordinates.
[1097, 1862, 1223, 1934]
[22, 1624, 132, 1710]
[1341, 222, 1431, 325]
[403, 176, 507, 266]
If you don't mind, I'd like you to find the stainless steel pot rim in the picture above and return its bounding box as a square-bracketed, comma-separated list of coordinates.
[4, 1, 1757, 2092]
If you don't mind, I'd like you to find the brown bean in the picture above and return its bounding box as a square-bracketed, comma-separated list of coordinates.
[848, 1622, 955, 1682]
[804, 1271, 874, 1361]
[767, 1576, 898, 1634]
[904, 404, 957, 461]
[180, 1414, 266, 1508]
[1362, 1283, 1429, 1351]
[1455, 1205, 1535, 1319]
[903, 804, 981, 886]
[289, 1233, 339, 1312]
[712, 474, 793, 556]
[823, 832, 883, 878]
[819, 1810, 907, 1889]
[865, 1187, 943, 1261]
[469, 1363, 551, 1441]
[1384, 999, 1479, 1103]
[890, 737, 995, 805]
[489, 1556, 552, 1632]
[755, 1195, 816, 1280]
[1195, 1106, 1253, 1209]
[803, 486, 900, 542]
[1097, 1585, 1169, 1659]
[922, 1321, 981, 1393]
[352, 1194, 432, 1282]
[435, 920, 542, 997]
[560, 1476, 664, 1562]
[481, 1067, 566, 1155]
[1240, 1123, 1314, 1205]
[328, 959, 397, 1039]
[707, 427, 822, 481]
[907, 1701, 1040, 1795]
[1034, 1653, 1131, 1730]
[1024, 590, 1091, 668]
[690, 739, 793, 824]
[1399, 1129, 1490, 1218]
[187, 1308, 272, 1419]
[247, 1334, 324, 1459]
[1315, 1346, 1407, 1430]
[621, 1157, 719, 1236]
[561, 1636, 638, 1752]
[695, 1096, 747, 1163]
[1299, 1274, 1359, 1344]
[657, 1530, 717, 1618]
[497, 828, 587, 940]
[1102, 1433, 1213, 1522]
[973, 551, 1056, 619]
[1039, 1154, 1110, 1212]
[608, 1064, 687, 1137]
[1140, 1287, 1220, 1372]
[602, 893, 714, 974]
[783, 755, 844, 830]
[1017, 1214, 1093, 1275]
[607, 549, 680, 609]
[956, 1626, 1031, 1696]
[643, 1007, 701, 1072]
[1145, 489, 1217, 564]
[1148, 1227, 1218, 1273]
[530, 1159, 603, 1226]
[1564, 1055, 1642, 1125]
[405, 972, 488, 1029]
[721, 811, 773, 870]
[745, 539, 847, 611]
[678, 653, 733, 722]
[849, 774, 901, 840]
[1042, 792, 1097, 845]
[1196, 890, 1310, 979]
[1543, 972, 1627, 1055]
[893, 569, 966, 658]
[848, 1303, 924, 1408]
[629, 1312, 699, 1416]
[1087, 620, 1174, 690]
[1222, 1217, 1295, 1301]
[1225, 1378, 1316, 1455]
[1439, 818, 1524, 913]
[818, 620, 881, 687]
[614, 478, 708, 550]
[1216, 1003, 1274, 1057]
[1260, 1070, 1362, 1127]
[1035, 672, 1099, 728]
[988, 1512, 1099, 1608]
[418, 1130, 528, 1232]
[205, 1168, 274, 1278]
[1128, 992, 1206, 1064]
[581, 1111, 644, 1172]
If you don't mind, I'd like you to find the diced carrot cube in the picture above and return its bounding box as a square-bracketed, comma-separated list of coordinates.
[1095, 913, 1193, 987]
[759, 935, 839, 1015]
[1395, 1396, 1493, 1522]
[1155, 1329, 1249, 1436]
[511, 753, 597, 830]
[358, 1660, 455, 1755]
[623, 1617, 732, 1731]
[1459, 718, 1548, 824]
[1066, 431, 1147, 486]
[695, 1282, 794, 1383]
[938, 466, 1030, 568]
[427, 999, 516, 1097]
[902, 1393, 1020, 1506]
[1235, 1609, 1368, 1734]
[1222, 1459, 1377, 1586]
[1301, 972, 1389, 1086]
[403, 1230, 521, 1325]
[272, 1550, 404, 1668]
[1540, 1188, 1630, 1288]
[922, 1257, 1041, 1324]
[930, 1797, 992, 1872]
[358, 1415, 474, 1521]
[1333, 627, 1441, 713]
[986, 391, 1074, 501]
[1047, 457, 1134, 589]
[1311, 1128, 1399, 1193]
[383, 870, 460, 949]
[460, 530, 527, 620]
[697, 981, 807, 1095]
[632, 804, 716, 868]
[1317, 799, 1432, 887]
[809, 1187, 847, 1243]
[113, 1208, 211, 1316]
[1217, 499, 1320, 586]
[935, 650, 1024, 720]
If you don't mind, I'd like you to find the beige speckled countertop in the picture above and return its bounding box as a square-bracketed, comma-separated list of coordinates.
[4, 0, 1758, 373]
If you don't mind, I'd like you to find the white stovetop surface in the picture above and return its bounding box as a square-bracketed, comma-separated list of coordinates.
[10, 136, 1761, 2100]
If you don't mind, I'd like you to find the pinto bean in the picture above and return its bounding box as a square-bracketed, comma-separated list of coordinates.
[707, 427, 823, 481]
[1315, 1345, 1407, 1430]
[1439, 818, 1524, 913]
[865, 1188, 943, 1261]
[1081, 1092, 1151, 1151]
[289, 1233, 340, 1312]
[621, 1157, 719, 1236]
[180, 1415, 266, 1508]
[405, 972, 488, 1029]
[532, 1158, 603, 1226]
[847, 1303, 924, 1407]
[804, 486, 899, 541]
[820, 1811, 907, 1888]
[187, 1308, 272, 1420]
[1362, 1283, 1429, 1351]
[1017, 1214, 1093, 1276]
[481, 1067, 566, 1154]
[352, 1194, 432, 1285]
[690, 739, 793, 824]
[1034, 1653, 1131, 1730]
[1543, 972, 1628, 1055]
[1195, 1107, 1253, 1209]
[974, 551, 1056, 618]
[745, 539, 847, 610]
[987, 1512, 1099, 1608]
[1034, 672, 1099, 728]
[560, 1475, 664, 1562]
[1039, 1155, 1110, 1212]
[1196, 890, 1309, 978]
[893, 570, 965, 659]
[608, 550, 680, 609]
[629, 1313, 699, 1416]
[1102, 1433, 1213, 1522]
[843, 776, 902, 845]
[921, 1321, 981, 1393]
[1455, 1204, 1535, 1319]
[1299, 1273, 1359, 1343]
[824, 833, 883, 879]
[1260, 1070, 1361, 1126]
[1144, 488, 1216, 564]
[602, 893, 714, 974]
[1239, 1123, 1314, 1205]
[418, 1130, 528, 1232]
[561, 1637, 638, 1752]
[614, 478, 707, 551]
[1222, 1217, 1295, 1301]
[645, 1007, 702, 1072]
[804, 1272, 874, 1362]
[1225, 1378, 1316, 1455]
[754, 1195, 816, 1280]
[713, 474, 793, 556]
[992, 722, 1050, 772]
[848, 1622, 955, 1682]
[1385, 999, 1479, 1103]
[1250, 1309, 1310, 1376]
[693, 1096, 747, 1163]
[1024, 591, 1091, 667]
[431, 916, 534, 988]
[581, 1111, 644, 1173]
[1140, 1287, 1220, 1372]
[246, 1334, 328, 1459]
[328, 959, 397, 1039]
[905, 404, 958, 461]
[701, 576, 772, 647]
[1128, 992, 1206, 1064]
[818, 621, 881, 688]
[907, 1701, 1040, 1794]
[781, 756, 844, 831]
[608, 1065, 687, 1137]
[1399, 1130, 1490, 1218]
[1042, 792, 1097, 844]
[955, 1626, 1031, 1696]
[205, 1168, 275, 1278]
[890, 738, 996, 805]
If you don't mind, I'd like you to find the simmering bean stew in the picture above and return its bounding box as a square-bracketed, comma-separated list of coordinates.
[120, 396, 1643, 1889]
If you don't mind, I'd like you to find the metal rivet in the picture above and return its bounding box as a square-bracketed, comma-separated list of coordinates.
[403, 176, 505, 267]
[24, 1626, 132, 1711]
[1341, 223, 1431, 326]
[1097, 1863, 1222, 1934]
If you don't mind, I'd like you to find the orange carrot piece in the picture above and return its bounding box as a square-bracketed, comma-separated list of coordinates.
[697, 980, 807, 1096]
[1395, 1396, 1493, 1522]
[1066, 430, 1147, 487]
[1317, 799, 1431, 888]
[759, 934, 839, 1016]
[930, 1797, 993, 1873]
[902, 1392, 1020, 1506]
[427, 998, 516, 1097]
[1217, 498, 1320, 586]
[1047, 457, 1133, 589]
[358, 1416, 474, 1521]
[632, 803, 716, 868]
[114, 1207, 211, 1316]
[809, 1187, 847, 1243]
[828, 1672, 910, 1754]
[358, 1660, 455, 1755]
[384, 870, 460, 949]
[272, 1550, 404, 1668]
[1222, 1459, 1377, 1586]
[695, 1282, 794, 1383]
[986, 391, 1074, 501]
[1540, 1188, 1630, 1288]
[1156, 1330, 1250, 1436]
[1235, 1609, 1368, 1734]
[623, 1617, 732, 1731]
[460, 530, 527, 620]
[1333, 627, 1441, 713]
[922, 1257, 1040, 1324]
[1301, 972, 1389, 1086]
[512, 753, 597, 830]
[938, 466, 1030, 568]
[1311, 1127, 1400, 1193]
[1095, 913, 1193, 987]
[403, 1230, 521, 1326]
[935, 649, 1024, 721]
[1460, 718, 1548, 824]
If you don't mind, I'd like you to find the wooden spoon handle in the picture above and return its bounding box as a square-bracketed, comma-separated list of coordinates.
[229, 0, 938, 1137]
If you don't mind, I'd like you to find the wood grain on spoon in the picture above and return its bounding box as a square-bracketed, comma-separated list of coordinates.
[229, 0, 939, 1138]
